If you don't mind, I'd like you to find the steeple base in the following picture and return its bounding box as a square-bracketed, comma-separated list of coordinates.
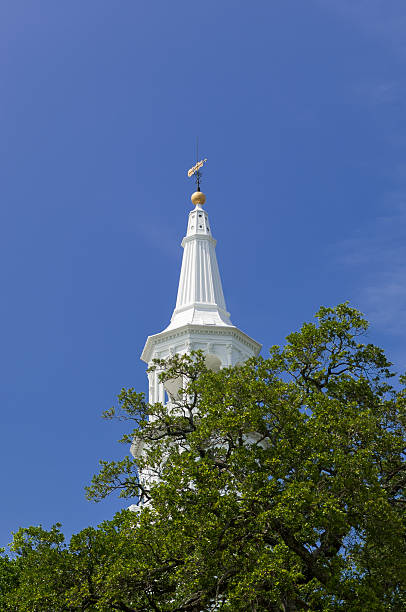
[141, 323, 261, 405]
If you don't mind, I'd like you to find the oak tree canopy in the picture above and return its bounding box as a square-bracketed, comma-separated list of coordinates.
[2, 304, 405, 611]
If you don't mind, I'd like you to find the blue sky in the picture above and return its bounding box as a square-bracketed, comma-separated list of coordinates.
[1, 0, 406, 547]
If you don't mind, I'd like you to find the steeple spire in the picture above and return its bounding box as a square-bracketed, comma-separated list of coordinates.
[165, 190, 232, 330]
[140, 160, 260, 367]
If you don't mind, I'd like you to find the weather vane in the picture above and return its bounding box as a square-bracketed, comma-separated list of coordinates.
[187, 138, 207, 191]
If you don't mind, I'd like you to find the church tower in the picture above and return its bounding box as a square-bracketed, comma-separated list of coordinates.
[140, 164, 261, 407]
[130, 160, 261, 505]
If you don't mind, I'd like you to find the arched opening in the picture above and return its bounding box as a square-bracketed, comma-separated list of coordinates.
[205, 354, 222, 372]
[163, 376, 183, 402]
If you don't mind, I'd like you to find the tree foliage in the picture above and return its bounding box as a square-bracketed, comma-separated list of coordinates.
[2, 304, 406, 610]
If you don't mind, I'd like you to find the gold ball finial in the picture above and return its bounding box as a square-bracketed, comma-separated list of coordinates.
[191, 191, 206, 206]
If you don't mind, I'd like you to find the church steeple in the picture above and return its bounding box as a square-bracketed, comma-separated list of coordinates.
[131, 161, 261, 508]
[140, 162, 261, 379]
[166, 190, 232, 330]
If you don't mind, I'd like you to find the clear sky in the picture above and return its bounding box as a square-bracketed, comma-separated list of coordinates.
[1, 1, 406, 547]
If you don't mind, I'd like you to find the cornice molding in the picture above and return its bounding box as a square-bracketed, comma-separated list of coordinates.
[141, 323, 261, 363]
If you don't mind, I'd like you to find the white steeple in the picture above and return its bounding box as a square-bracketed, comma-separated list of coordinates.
[141, 188, 261, 389]
[166, 198, 232, 330]
[131, 182, 261, 501]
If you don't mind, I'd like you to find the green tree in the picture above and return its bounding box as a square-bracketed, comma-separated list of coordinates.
[0, 549, 19, 609]
[3, 304, 406, 610]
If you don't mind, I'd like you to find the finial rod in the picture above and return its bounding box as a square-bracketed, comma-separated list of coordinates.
[196, 137, 200, 191]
